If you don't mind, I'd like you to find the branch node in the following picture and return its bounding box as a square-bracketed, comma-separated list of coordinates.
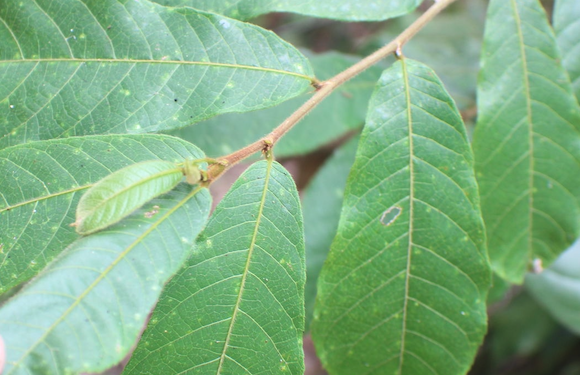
[395, 43, 404, 59]
[312, 80, 324, 90]
[262, 138, 275, 160]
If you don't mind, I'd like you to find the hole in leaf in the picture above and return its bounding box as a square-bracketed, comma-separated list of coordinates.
[380, 206, 402, 226]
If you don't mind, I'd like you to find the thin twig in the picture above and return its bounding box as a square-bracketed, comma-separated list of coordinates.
[207, 0, 458, 181]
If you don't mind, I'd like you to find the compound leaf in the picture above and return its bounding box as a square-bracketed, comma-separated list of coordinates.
[554, 0, 580, 102]
[0, 135, 204, 295]
[124, 160, 305, 375]
[311, 59, 490, 375]
[0, 183, 211, 375]
[0, 0, 314, 149]
[149, 0, 421, 22]
[472, 0, 580, 283]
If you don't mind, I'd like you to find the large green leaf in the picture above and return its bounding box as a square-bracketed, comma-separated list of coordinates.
[169, 52, 382, 158]
[472, 0, 580, 284]
[554, 0, 580, 102]
[526, 240, 580, 334]
[0, 0, 314, 149]
[124, 160, 305, 374]
[149, 0, 421, 22]
[311, 59, 490, 375]
[0, 135, 204, 294]
[302, 136, 358, 329]
[0, 183, 211, 375]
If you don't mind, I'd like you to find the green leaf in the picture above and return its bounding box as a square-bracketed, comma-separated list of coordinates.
[0, 135, 204, 295]
[554, 0, 580, 102]
[526, 240, 580, 334]
[148, 0, 421, 22]
[75, 160, 184, 235]
[0, 0, 314, 149]
[302, 136, 358, 329]
[311, 59, 490, 375]
[169, 52, 382, 158]
[124, 159, 305, 375]
[0, 183, 211, 375]
[472, 0, 580, 284]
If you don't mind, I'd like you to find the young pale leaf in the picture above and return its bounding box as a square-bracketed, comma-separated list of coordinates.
[0, 135, 204, 295]
[124, 160, 305, 375]
[472, 0, 580, 283]
[311, 59, 490, 375]
[526, 240, 580, 334]
[554, 0, 580, 102]
[169, 52, 382, 158]
[149, 0, 421, 22]
[75, 160, 183, 235]
[302, 136, 358, 329]
[0, 0, 314, 149]
[0, 184, 211, 375]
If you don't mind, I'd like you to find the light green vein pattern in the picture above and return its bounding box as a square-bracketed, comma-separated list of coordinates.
[311, 59, 490, 375]
[123, 160, 306, 375]
[473, 0, 580, 284]
[0, 183, 212, 375]
[0, 0, 314, 149]
[554, 0, 580, 102]
[0, 134, 205, 294]
[149, 0, 421, 22]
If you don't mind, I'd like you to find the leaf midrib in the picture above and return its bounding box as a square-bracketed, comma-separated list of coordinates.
[397, 57, 415, 375]
[215, 158, 280, 374]
[0, 185, 90, 214]
[511, 0, 535, 265]
[7, 185, 205, 374]
[0, 58, 315, 82]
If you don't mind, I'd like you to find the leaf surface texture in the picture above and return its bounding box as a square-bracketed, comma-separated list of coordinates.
[472, 0, 580, 283]
[124, 160, 306, 375]
[311, 59, 490, 375]
[0, 135, 203, 294]
[0, 183, 211, 375]
[0, 0, 313, 149]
